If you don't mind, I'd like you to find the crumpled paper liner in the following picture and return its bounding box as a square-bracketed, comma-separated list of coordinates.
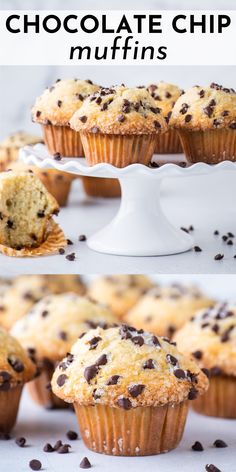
[154, 129, 182, 154]
[42, 124, 84, 157]
[0, 385, 23, 433]
[74, 401, 188, 456]
[192, 374, 236, 418]
[0, 220, 66, 257]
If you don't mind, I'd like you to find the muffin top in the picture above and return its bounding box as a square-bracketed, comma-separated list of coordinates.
[11, 294, 117, 362]
[174, 302, 236, 377]
[51, 325, 208, 407]
[0, 327, 36, 389]
[146, 82, 184, 120]
[170, 83, 236, 131]
[70, 85, 168, 135]
[0, 131, 43, 151]
[88, 275, 154, 320]
[32, 79, 99, 126]
[125, 284, 214, 337]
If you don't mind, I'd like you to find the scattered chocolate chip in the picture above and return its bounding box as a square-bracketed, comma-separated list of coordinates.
[67, 239, 73, 245]
[228, 232, 234, 238]
[128, 384, 145, 398]
[79, 234, 86, 241]
[84, 365, 99, 383]
[205, 464, 222, 472]
[214, 230, 219, 235]
[0, 433, 11, 440]
[174, 368, 186, 379]
[29, 460, 42, 471]
[59, 248, 65, 255]
[58, 444, 71, 454]
[80, 457, 92, 469]
[57, 374, 68, 387]
[53, 440, 62, 451]
[106, 375, 121, 385]
[43, 443, 54, 452]
[213, 439, 228, 448]
[227, 240, 233, 246]
[53, 152, 61, 160]
[194, 246, 202, 252]
[117, 397, 132, 410]
[143, 359, 155, 369]
[79, 116, 87, 123]
[181, 227, 189, 233]
[222, 235, 228, 241]
[65, 253, 76, 261]
[15, 437, 26, 447]
[66, 430, 78, 441]
[192, 441, 204, 451]
[37, 210, 45, 218]
[214, 254, 224, 260]
[149, 161, 159, 168]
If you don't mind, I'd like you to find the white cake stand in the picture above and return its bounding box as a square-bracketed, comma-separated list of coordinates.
[20, 144, 236, 257]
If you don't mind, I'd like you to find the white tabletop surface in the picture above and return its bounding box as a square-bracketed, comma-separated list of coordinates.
[1, 389, 235, 472]
[0, 169, 236, 275]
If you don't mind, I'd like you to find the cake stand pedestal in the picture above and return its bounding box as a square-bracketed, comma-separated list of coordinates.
[20, 144, 235, 257]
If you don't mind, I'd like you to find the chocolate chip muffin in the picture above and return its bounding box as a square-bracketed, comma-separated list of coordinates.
[170, 83, 236, 163]
[146, 82, 183, 154]
[0, 170, 59, 250]
[125, 284, 214, 338]
[11, 294, 117, 409]
[88, 275, 154, 320]
[70, 85, 167, 167]
[32, 78, 99, 157]
[0, 275, 86, 331]
[52, 325, 208, 456]
[174, 302, 236, 418]
[0, 131, 43, 171]
[0, 327, 36, 432]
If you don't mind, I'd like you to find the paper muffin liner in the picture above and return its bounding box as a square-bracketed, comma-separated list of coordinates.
[74, 401, 188, 456]
[36, 169, 73, 206]
[0, 385, 23, 433]
[177, 129, 236, 164]
[0, 149, 18, 171]
[27, 361, 68, 410]
[80, 132, 156, 167]
[82, 177, 121, 198]
[192, 374, 236, 418]
[154, 129, 182, 154]
[0, 220, 66, 258]
[42, 124, 84, 157]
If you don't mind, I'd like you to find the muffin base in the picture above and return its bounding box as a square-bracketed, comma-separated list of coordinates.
[27, 362, 68, 410]
[74, 401, 188, 456]
[177, 129, 236, 164]
[42, 124, 84, 157]
[154, 129, 182, 154]
[80, 132, 156, 167]
[192, 375, 236, 418]
[82, 177, 121, 198]
[0, 385, 23, 433]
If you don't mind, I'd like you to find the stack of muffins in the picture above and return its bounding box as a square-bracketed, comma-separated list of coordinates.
[0, 274, 234, 461]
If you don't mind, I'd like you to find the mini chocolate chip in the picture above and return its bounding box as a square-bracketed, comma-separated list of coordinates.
[89, 336, 102, 350]
[174, 368, 186, 379]
[80, 457, 92, 469]
[66, 253, 76, 261]
[213, 439, 228, 448]
[199, 90, 205, 98]
[84, 365, 99, 383]
[58, 444, 71, 454]
[53, 152, 61, 160]
[57, 374, 68, 387]
[80, 116, 87, 123]
[214, 230, 219, 235]
[79, 234, 86, 241]
[7, 219, 14, 228]
[128, 384, 145, 398]
[36, 110, 41, 117]
[29, 460, 42, 471]
[153, 120, 161, 129]
[185, 114, 192, 123]
[117, 397, 132, 410]
[117, 114, 126, 122]
[57, 100, 62, 107]
[192, 441, 204, 451]
[95, 354, 107, 367]
[41, 310, 48, 318]
[37, 210, 45, 218]
[227, 240, 233, 245]
[202, 367, 210, 378]
[106, 375, 121, 385]
[43, 443, 54, 452]
[166, 354, 178, 366]
[210, 366, 222, 376]
[192, 350, 203, 360]
[180, 103, 189, 114]
[59, 248, 65, 255]
[53, 440, 62, 451]
[205, 464, 222, 472]
[8, 357, 24, 373]
[66, 430, 78, 440]
[58, 331, 67, 341]
[229, 122, 236, 129]
[214, 254, 224, 260]
[188, 387, 198, 400]
[194, 246, 202, 252]
[15, 437, 26, 447]
[151, 335, 161, 347]
[143, 359, 155, 369]
[132, 336, 144, 347]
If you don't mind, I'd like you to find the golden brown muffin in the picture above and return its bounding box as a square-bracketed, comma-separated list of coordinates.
[170, 83, 236, 163]
[88, 275, 154, 320]
[146, 82, 183, 154]
[0, 327, 36, 432]
[52, 325, 208, 455]
[70, 85, 167, 167]
[174, 302, 236, 418]
[12, 294, 117, 408]
[0, 131, 43, 171]
[125, 284, 214, 338]
[32, 78, 99, 157]
[0, 275, 86, 331]
[0, 170, 59, 249]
